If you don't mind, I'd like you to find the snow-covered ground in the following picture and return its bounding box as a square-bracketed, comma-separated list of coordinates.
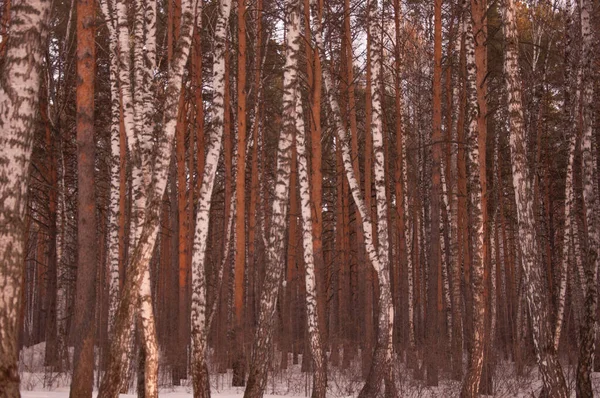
[18, 343, 600, 397]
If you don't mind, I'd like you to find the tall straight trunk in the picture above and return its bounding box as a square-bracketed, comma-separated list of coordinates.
[247, 0, 263, 340]
[303, 0, 326, 347]
[70, 0, 97, 395]
[283, 138, 299, 370]
[175, 82, 190, 385]
[294, 17, 327, 393]
[194, 24, 205, 192]
[243, 0, 298, 395]
[106, 0, 124, 335]
[42, 81, 60, 370]
[425, 0, 443, 386]
[342, 0, 361, 364]
[0, 1, 50, 395]
[501, 0, 568, 395]
[392, 0, 410, 357]
[452, 9, 467, 379]
[576, 0, 598, 396]
[189, 0, 232, 396]
[460, 11, 486, 398]
[362, 0, 375, 373]
[554, 0, 575, 351]
[232, 0, 248, 385]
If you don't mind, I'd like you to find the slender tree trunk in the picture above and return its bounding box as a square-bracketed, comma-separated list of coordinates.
[0, 1, 50, 395]
[189, 0, 232, 396]
[425, 0, 443, 386]
[576, 0, 598, 396]
[70, 0, 98, 394]
[460, 11, 486, 398]
[243, 0, 299, 395]
[502, 0, 568, 395]
[232, 0, 248, 385]
[294, 22, 327, 393]
[554, 0, 575, 351]
[312, 1, 395, 395]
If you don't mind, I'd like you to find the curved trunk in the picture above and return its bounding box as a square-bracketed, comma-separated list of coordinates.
[189, 0, 232, 396]
[501, 0, 568, 395]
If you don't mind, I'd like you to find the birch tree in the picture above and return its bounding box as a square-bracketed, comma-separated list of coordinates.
[0, 0, 50, 396]
[501, 0, 568, 395]
[311, 0, 395, 395]
[98, 0, 197, 395]
[553, 0, 575, 351]
[576, 0, 598, 395]
[243, 0, 298, 394]
[291, 0, 326, 395]
[189, 0, 232, 396]
[460, 12, 485, 397]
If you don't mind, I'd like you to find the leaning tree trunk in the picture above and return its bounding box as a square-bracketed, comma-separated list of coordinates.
[294, 2, 327, 397]
[502, 0, 568, 395]
[0, 1, 50, 396]
[576, 0, 598, 396]
[311, 1, 395, 396]
[243, 0, 299, 395]
[189, 0, 232, 396]
[98, 0, 198, 396]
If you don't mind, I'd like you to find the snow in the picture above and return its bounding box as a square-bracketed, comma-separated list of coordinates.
[17, 343, 600, 397]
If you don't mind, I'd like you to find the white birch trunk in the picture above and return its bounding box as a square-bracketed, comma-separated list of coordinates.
[189, 0, 231, 396]
[98, 0, 198, 395]
[502, 0, 568, 394]
[243, 0, 299, 394]
[0, 1, 51, 396]
[293, 2, 326, 396]
[311, 0, 395, 395]
[460, 13, 486, 397]
[576, 0, 598, 394]
[554, 0, 575, 350]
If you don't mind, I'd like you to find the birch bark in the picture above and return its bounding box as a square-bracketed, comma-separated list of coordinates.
[189, 0, 232, 396]
[460, 13, 486, 398]
[98, 0, 198, 395]
[0, 1, 50, 396]
[311, 0, 395, 395]
[501, 0, 568, 395]
[243, 0, 297, 394]
[293, 1, 326, 395]
[576, 0, 598, 395]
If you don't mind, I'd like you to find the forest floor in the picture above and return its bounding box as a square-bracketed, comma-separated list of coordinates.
[18, 343, 600, 397]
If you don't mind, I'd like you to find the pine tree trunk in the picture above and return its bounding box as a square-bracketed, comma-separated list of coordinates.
[425, 0, 443, 385]
[70, 0, 98, 394]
